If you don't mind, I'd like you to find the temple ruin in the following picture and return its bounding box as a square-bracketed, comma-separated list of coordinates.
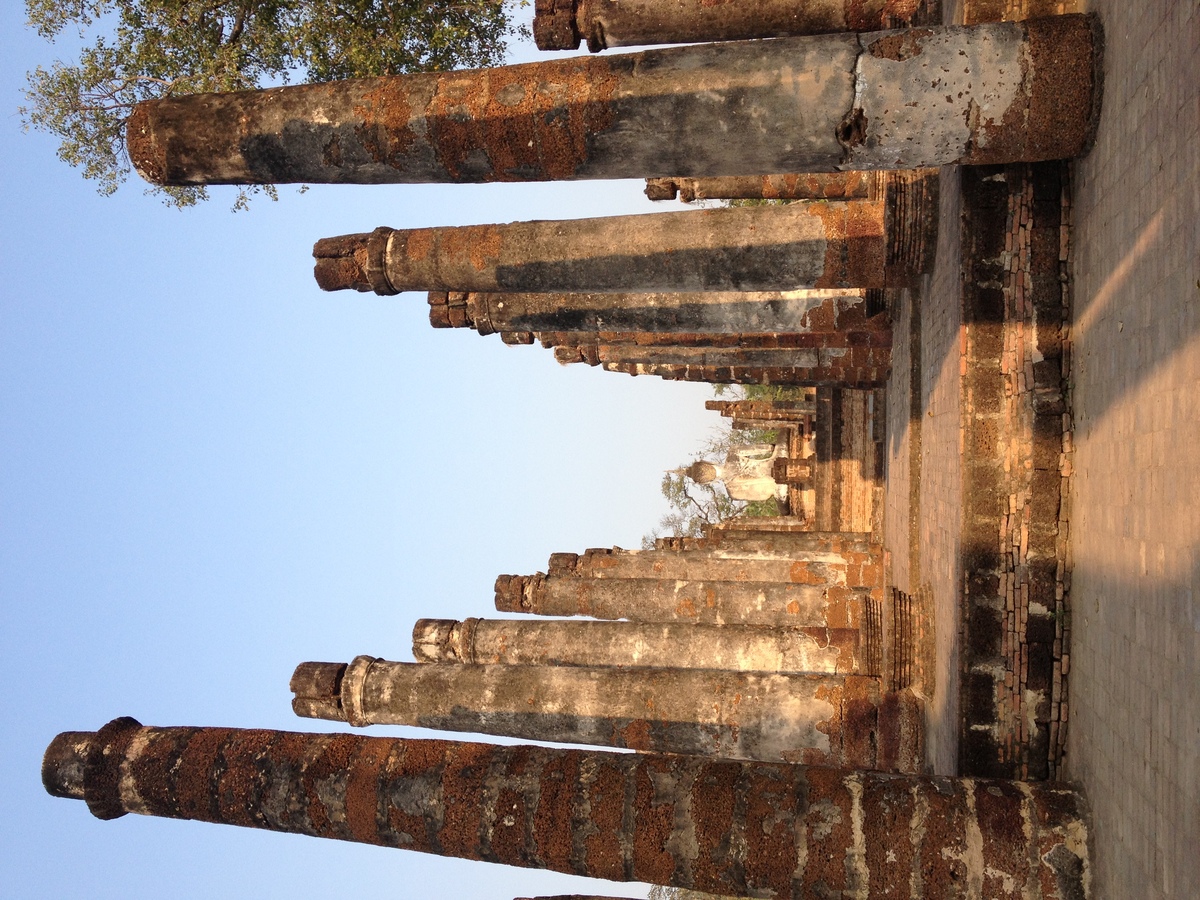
[42, 3, 1112, 896]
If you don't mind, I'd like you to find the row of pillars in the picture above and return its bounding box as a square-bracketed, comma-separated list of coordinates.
[50, 5, 1099, 893]
[122, 15, 1099, 388]
[282, 530, 914, 770]
[398, 170, 931, 386]
[45, 524, 1089, 891]
[427, 288, 891, 386]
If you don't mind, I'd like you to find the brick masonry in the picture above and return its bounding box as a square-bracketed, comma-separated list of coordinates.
[885, 0, 1198, 893]
[958, 162, 1073, 781]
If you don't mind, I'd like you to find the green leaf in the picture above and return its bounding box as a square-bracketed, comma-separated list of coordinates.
[21, 0, 520, 208]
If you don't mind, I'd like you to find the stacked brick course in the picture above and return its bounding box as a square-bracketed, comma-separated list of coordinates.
[959, 162, 1074, 780]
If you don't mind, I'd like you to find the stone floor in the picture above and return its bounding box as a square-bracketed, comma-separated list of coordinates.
[882, 164, 966, 778]
[883, 0, 1198, 894]
[1063, 0, 1199, 895]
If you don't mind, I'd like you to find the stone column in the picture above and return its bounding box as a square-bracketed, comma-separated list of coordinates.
[127, 19, 1102, 188]
[412, 617, 860, 674]
[313, 202, 887, 295]
[427, 289, 864, 335]
[44, 718, 1092, 897]
[290, 657, 904, 768]
[645, 172, 877, 203]
[595, 359, 887, 388]
[700, 529, 877, 558]
[707, 399, 817, 421]
[545, 545, 845, 583]
[493, 573, 864, 630]
[556, 342, 890, 387]
[535, 0, 940, 52]
[706, 516, 810, 533]
[733, 417, 807, 432]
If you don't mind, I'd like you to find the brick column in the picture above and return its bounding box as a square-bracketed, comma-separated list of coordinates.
[427, 289, 863, 335]
[44, 718, 1091, 897]
[495, 572, 863, 629]
[549, 544, 851, 583]
[535, 0, 940, 51]
[650, 169, 941, 283]
[313, 202, 886, 295]
[291, 657, 903, 768]
[412, 617, 860, 674]
[128, 19, 1101, 188]
[495, 541, 872, 630]
[594, 359, 888, 388]
[707, 399, 817, 421]
[707, 516, 811, 533]
[773, 458, 814, 485]
[555, 341, 890, 387]
[700, 529, 876, 557]
[645, 172, 877, 203]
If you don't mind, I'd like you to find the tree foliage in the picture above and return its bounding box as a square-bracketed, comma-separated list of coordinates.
[21, 0, 522, 208]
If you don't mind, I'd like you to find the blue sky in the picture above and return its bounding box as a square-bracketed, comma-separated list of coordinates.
[0, 6, 717, 897]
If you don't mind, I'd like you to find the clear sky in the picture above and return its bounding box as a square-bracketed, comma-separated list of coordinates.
[0, 6, 718, 897]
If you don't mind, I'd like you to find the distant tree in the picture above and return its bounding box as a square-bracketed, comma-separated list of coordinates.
[21, 0, 522, 208]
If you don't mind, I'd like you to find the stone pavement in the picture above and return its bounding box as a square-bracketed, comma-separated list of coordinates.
[1063, 0, 1200, 896]
[883, 165, 966, 779]
[884, 0, 1198, 893]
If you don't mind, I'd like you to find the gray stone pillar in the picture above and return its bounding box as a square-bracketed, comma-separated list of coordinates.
[291, 656, 909, 769]
[596, 360, 886, 388]
[646, 171, 878, 203]
[427, 289, 863, 335]
[535, 0, 940, 52]
[128, 18, 1102, 188]
[313, 202, 887, 295]
[493, 574, 865, 630]
[569, 344, 889, 387]
[412, 617, 860, 674]
[545, 543, 852, 583]
[44, 718, 1091, 898]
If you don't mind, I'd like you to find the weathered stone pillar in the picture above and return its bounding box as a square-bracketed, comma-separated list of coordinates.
[646, 172, 877, 203]
[700, 529, 873, 557]
[128, 18, 1102, 189]
[708, 399, 817, 421]
[412, 617, 860, 674]
[535, 0, 940, 52]
[594, 358, 887, 388]
[427, 289, 864, 335]
[556, 342, 890, 386]
[495, 572, 863, 628]
[314, 203, 887, 295]
[45, 718, 1092, 897]
[548, 539, 868, 583]
[706, 516, 811, 533]
[291, 657, 904, 768]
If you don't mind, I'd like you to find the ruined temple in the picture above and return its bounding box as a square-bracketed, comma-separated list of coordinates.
[43, 3, 1111, 896]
